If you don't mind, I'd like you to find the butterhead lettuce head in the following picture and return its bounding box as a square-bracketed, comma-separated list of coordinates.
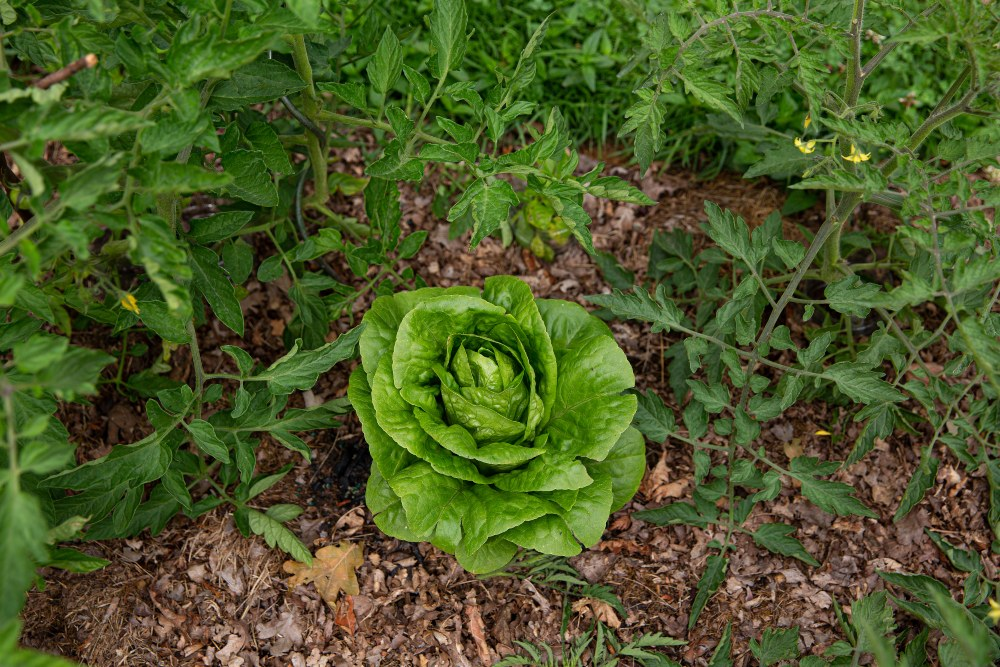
[349, 276, 644, 573]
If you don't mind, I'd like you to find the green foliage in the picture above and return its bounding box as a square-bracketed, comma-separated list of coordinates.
[590, 0, 1000, 660]
[708, 580, 997, 666]
[0, 0, 637, 650]
[489, 551, 684, 664]
[621, 1, 998, 175]
[0, 0, 998, 662]
[489, 557, 687, 667]
[350, 276, 645, 572]
[493, 624, 684, 667]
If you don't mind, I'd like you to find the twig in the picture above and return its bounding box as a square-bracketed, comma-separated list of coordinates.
[844, 0, 866, 107]
[35, 53, 98, 89]
[281, 95, 327, 145]
[294, 164, 344, 282]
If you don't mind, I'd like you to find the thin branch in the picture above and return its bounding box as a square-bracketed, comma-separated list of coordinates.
[35, 53, 98, 89]
[677, 9, 822, 59]
[844, 0, 866, 107]
[315, 109, 450, 145]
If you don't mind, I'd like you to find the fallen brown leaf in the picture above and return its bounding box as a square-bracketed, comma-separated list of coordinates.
[283, 541, 363, 609]
[783, 437, 804, 460]
[335, 595, 357, 636]
[571, 597, 621, 629]
[464, 604, 491, 663]
[640, 452, 688, 502]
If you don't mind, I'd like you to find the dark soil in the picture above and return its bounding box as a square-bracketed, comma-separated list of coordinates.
[19, 153, 994, 667]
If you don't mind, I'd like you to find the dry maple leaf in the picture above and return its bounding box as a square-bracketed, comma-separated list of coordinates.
[283, 541, 363, 608]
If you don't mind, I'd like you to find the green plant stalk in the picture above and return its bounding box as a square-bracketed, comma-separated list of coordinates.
[872, 306, 989, 452]
[861, 4, 941, 77]
[0, 193, 72, 256]
[186, 319, 205, 418]
[289, 34, 329, 207]
[3, 390, 18, 493]
[220, 0, 233, 34]
[844, 0, 866, 109]
[823, 66, 977, 278]
[887, 313, 953, 390]
[823, 0, 866, 278]
[314, 110, 449, 144]
[0, 215, 42, 257]
[264, 227, 299, 286]
[929, 219, 1000, 394]
[115, 332, 129, 385]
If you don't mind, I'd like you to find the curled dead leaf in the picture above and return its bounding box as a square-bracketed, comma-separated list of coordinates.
[640, 452, 688, 502]
[283, 541, 363, 609]
[571, 597, 621, 629]
[782, 437, 804, 460]
[335, 595, 357, 636]
[464, 604, 492, 663]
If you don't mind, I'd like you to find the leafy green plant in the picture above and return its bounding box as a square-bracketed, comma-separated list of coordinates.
[0, 0, 646, 652]
[380, 0, 660, 150]
[348, 275, 645, 572]
[501, 149, 654, 261]
[586, 0, 999, 656]
[620, 1, 996, 175]
[707, 576, 1000, 666]
[491, 553, 688, 665]
[494, 622, 685, 667]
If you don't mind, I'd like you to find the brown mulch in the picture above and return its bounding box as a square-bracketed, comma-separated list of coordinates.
[19, 155, 994, 667]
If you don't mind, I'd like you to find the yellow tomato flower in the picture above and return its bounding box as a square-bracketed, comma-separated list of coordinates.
[804, 114, 811, 129]
[794, 137, 817, 154]
[815, 430, 833, 436]
[989, 599, 1000, 624]
[120, 293, 140, 315]
[842, 144, 871, 163]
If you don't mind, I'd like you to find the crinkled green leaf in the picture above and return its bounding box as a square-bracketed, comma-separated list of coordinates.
[502, 514, 580, 557]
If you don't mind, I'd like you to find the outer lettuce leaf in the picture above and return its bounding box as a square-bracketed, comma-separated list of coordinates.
[359, 286, 479, 377]
[348, 366, 414, 480]
[460, 485, 556, 554]
[365, 465, 420, 542]
[563, 472, 614, 547]
[536, 298, 613, 350]
[502, 515, 581, 557]
[536, 299, 637, 459]
[584, 427, 646, 511]
[492, 453, 592, 492]
[456, 536, 518, 573]
[388, 462, 468, 537]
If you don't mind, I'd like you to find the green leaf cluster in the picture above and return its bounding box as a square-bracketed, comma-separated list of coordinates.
[350, 276, 645, 572]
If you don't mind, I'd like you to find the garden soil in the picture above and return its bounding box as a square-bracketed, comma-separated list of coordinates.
[19, 153, 994, 666]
